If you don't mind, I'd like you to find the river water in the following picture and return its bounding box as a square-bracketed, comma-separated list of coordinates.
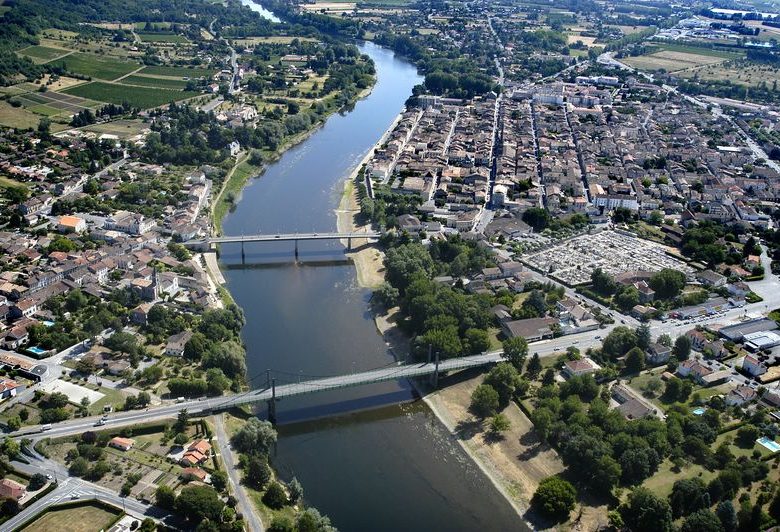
[220, 8, 526, 530]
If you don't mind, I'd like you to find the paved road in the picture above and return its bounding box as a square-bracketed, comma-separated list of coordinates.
[186, 231, 383, 247]
[213, 414, 264, 531]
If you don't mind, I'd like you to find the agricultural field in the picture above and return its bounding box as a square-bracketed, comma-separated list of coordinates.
[19, 503, 122, 532]
[136, 32, 190, 43]
[0, 101, 43, 129]
[233, 36, 319, 46]
[677, 61, 780, 88]
[622, 45, 738, 73]
[138, 65, 216, 78]
[47, 52, 141, 81]
[17, 45, 71, 63]
[62, 81, 198, 108]
[120, 74, 189, 90]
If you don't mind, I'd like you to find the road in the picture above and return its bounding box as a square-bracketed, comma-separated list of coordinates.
[213, 414, 264, 531]
[5, 450, 171, 530]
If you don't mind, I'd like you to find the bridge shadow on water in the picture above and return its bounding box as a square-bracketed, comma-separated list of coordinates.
[219, 249, 354, 268]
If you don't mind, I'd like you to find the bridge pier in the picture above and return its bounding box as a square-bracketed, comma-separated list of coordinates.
[267, 378, 277, 425]
[241, 241, 245, 263]
[347, 237, 352, 251]
[430, 351, 440, 389]
[294, 240, 299, 262]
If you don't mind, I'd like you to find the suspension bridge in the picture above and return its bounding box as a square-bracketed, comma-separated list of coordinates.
[183, 231, 383, 253]
[15, 351, 503, 439]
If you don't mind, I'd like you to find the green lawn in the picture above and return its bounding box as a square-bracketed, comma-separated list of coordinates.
[46, 52, 140, 81]
[62, 82, 198, 108]
[120, 75, 189, 90]
[138, 65, 216, 78]
[643, 460, 717, 499]
[19, 502, 121, 532]
[137, 32, 190, 43]
[18, 45, 70, 63]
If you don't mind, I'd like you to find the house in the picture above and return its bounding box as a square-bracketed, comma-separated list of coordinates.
[677, 358, 713, 383]
[0, 378, 20, 400]
[130, 303, 154, 325]
[742, 354, 767, 377]
[646, 343, 672, 366]
[612, 384, 654, 420]
[180, 467, 208, 482]
[697, 270, 727, 288]
[561, 357, 601, 379]
[725, 385, 758, 406]
[109, 436, 135, 451]
[57, 215, 86, 234]
[0, 478, 26, 500]
[181, 439, 211, 466]
[165, 331, 193, 357]
[229, 141, 241, 157]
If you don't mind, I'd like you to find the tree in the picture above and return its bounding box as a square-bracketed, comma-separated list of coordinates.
[736, 424, 760, 448]
[69, 457, 90, 477]
[522, 207, 551, 232]
[484, 363, 521, 406]
[206, 368, 231, 396]
[625, 347, 646, 374]
[288, 477, 303, 505]
[602, 326, 638, 360]
[244, 455, 272, 490]
[615, 286, 640, 312]
[374, 282, 399, 308]
[211, 470, 227, 492]
[269, 516, 295, 532]
[175, 409, 189, 433]
[681, 510, 725, 532]
[531, 476, 577, 522]
[296, 508, 333, 532]
[592, 455, 622, 493]
[175, 485, 224, 523]
[591, 267, 616, 296]
[670, 478, 708, 518]
[384, 243, 434, 292]
[464, 328, 490, 354]
[184, 333, 210, 361]
[28, 473, 47, 491]
[6, 416, 20, 432]
[203, 340, 246, 379]
[489, 413, 511, 434]
[649, 269, 686, 300]
[673, 335, 692, 361]
[231, 418, 277, 457]
[263, 481, 288, 509]
[470, 384, 499, 418]
[636, 324, 651, 350]
[527, 353, 542, 378]
[621, 488, 673, 532]
[717, 500, 738, 532]
[502, 337, 528, 371]
[137, 391, 151, 407]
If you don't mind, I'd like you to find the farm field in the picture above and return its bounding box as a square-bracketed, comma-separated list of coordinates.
[120, 74, 189, 89]
[19, 503, 121, 532]
[0, 101, 41, 129]
[62, 81, 198, 108]
[233, 36, 319, 45]
[138, 65, 216, 78]
[622, 49, 730, 73]
[17, 45, 71, 63]
[47, 52, 141, 81]
[136, 32, 190, 43]
[677, 61, 780, 87]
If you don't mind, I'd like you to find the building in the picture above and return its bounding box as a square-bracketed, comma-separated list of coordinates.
[57, 215, 86, 234]
[0, 478, 26, 501]
[0, 378, 20, 400]
[165, 331, 193, 357]
[697, 270, 727, 288]
[719, 318, 779, 342]
[104, 211, 155, 235]
[726, 385, 758, 406]
[742, 354, 767, 377]
[612, 384, 654, 420]
[109, 437, 135, 451]
[180, 467, 208, 482]
[647, 343, 672, 366]
[561, 357, 601, 379]
[500, 317, 557, 342]
[181, 439, 211, 467]
[743, 331, 780, 352]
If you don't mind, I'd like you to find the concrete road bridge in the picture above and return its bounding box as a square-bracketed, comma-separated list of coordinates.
[183, 231, 384, 258]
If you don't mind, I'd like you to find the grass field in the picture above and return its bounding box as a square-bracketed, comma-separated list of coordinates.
[136, 32, 190, 43]
[80, 119, 149, 138]
[47, 52, 140, 81]
[62, 82, 198, 108]
[623, 49, 730, 73]
[138, 65, 215, 78]
[233, 36, 319, 46]
[17, 45, 71, 63]
[20, 503, 121, 532]
[0, 101, 46, 129]
[677, 61, 780, 88]
[134, 21, 172, 29]
[120, 74, 189, 89]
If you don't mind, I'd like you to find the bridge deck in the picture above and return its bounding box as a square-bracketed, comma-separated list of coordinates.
[185, 232, 383, 247]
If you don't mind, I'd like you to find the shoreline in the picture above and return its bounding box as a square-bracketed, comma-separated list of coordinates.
[331, 108, 547, 526]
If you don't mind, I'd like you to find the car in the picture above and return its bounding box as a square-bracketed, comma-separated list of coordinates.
[46, 474, 52, 480]
[95, 419, 105, 426]
[71, 494, 78, 500]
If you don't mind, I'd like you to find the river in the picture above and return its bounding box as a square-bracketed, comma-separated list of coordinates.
[220, 6, 526, 531]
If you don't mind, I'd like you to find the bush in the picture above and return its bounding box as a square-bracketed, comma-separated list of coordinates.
[262, 481, 287, 510]
[531, 476, 577, 522]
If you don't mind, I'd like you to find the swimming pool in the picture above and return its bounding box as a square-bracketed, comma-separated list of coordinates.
[42, 320, 55, 327]
[27, 346, 47, 355]
[757, 437, 780, 453]
[692, 407, 706, 416]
